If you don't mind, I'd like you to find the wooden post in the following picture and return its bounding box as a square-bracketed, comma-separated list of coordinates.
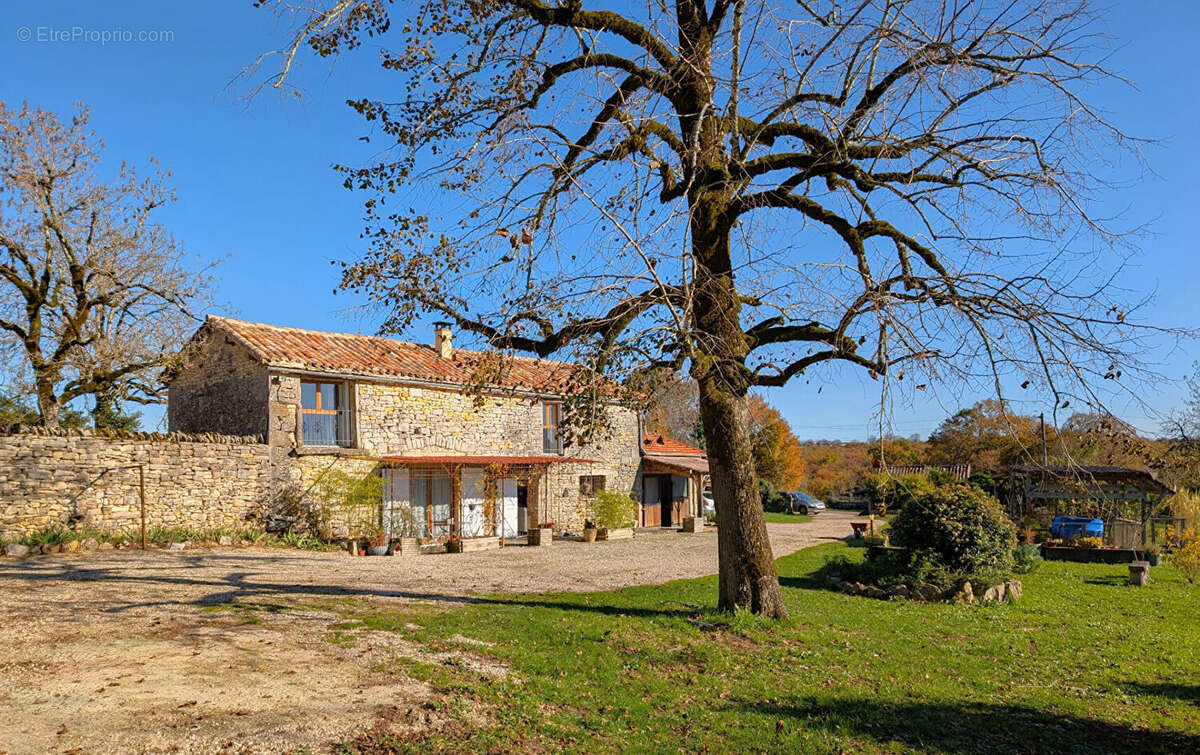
[139, 464, 147, 550]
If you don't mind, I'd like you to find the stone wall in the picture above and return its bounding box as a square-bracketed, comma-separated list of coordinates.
[0, 429, 269, 542]
[167, 326, 269, 437]
[267, 375, 643, 533]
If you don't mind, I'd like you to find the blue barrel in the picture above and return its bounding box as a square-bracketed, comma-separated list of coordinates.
[1051, 516, 1103, 540]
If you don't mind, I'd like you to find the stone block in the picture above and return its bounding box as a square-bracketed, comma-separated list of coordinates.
[1129, 561, 1150, 587]
[681, 517, 704, 533]
[5, 543, 29, 557]
[981, 583, 1006, 603]
[1004, 580, 1023, 602]
[527, 527, 554, 546]
[949, 581, 975, 604]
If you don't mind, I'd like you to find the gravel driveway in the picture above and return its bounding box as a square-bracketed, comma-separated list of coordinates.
[0, 510, 856, 754]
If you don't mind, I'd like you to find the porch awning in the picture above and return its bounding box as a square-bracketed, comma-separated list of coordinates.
[643, 453, 709, 474]
[378, 454, 596, 465]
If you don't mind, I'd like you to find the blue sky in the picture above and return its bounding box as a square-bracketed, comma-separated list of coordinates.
[1, 1, 1196, 438]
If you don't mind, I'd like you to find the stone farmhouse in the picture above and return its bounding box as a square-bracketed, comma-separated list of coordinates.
[167, 316, 709, 544]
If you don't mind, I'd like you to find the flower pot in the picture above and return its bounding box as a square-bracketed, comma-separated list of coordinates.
[393, 537, 420, 556]
[1147, 552, 1162, 566]
[582, 527, 598, 543]
[446, 540, 464, 554]
[597, 527, 634, 541]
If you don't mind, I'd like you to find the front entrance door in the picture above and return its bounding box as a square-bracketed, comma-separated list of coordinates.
[499, 478, 519, 538]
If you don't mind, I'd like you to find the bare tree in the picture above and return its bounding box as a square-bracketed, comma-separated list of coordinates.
[643, 373, 702, 445]
[0, 102, 216, 428]
[253, 0, 1165, 617]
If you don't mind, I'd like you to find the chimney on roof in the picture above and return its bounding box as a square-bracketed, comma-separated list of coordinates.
[434, 322, 453, 359]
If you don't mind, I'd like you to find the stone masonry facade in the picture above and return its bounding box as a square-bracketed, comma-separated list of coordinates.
[159, 321, 645, 537]
[0, 429, 268, 542]
[264, 375, 642, 533]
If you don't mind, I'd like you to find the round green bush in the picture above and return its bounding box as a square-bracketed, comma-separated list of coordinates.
[888, 484, 1017, 576]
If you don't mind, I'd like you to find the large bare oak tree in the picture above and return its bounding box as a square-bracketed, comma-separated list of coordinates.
[255, 0, 1157, 617]
[0, 102, 216, 429]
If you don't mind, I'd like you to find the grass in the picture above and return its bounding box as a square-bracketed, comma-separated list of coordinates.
[762, 511, 812, 524]
[331, 541, 1200, 753]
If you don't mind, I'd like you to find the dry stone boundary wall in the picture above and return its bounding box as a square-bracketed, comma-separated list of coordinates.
[0, 428, 269, 542]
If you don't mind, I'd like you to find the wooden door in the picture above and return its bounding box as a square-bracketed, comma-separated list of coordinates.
[642, 476, 661, 527]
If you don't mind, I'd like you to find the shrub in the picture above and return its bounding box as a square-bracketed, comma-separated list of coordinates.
[758, 479, 787, 513]
[863, 473, 935, 513]
[967, 472, 996, 494]
[888, 483, 1017, 577]
[310, 468, 385, 539]
[1169, 528, 1200, 584]
[1013, 544, 1043, 574]
[19, 523, 73, 547]
[591, 490, 638, 530]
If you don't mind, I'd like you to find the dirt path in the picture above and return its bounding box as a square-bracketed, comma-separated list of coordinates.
[0, 511, 856, 754]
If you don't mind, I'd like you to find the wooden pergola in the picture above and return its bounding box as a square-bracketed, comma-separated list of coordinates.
[1004, 465, 1175, 547]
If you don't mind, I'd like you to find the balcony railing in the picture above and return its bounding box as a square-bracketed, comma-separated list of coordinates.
[543, 427, 561, 454]
[301, 409, 355, 448]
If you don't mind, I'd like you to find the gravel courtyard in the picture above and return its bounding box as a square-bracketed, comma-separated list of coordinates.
[0, 512, 855, 754]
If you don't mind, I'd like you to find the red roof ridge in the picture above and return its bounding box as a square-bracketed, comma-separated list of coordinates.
[206, 315, 581, 371]
[641, 432, 706, 457]
[199, 315, 614, 397]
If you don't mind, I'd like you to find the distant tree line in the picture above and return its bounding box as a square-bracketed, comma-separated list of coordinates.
[647, 377, 1200, 500]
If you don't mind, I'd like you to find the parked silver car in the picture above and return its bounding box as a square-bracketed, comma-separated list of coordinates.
[783, 491, 826, 515]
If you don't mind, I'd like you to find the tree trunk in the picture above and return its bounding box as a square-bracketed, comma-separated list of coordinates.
[697, 373, 788, 618]
[35, 380, 60, 429]
[689, 193, 788, 619]
[91, 388, 119, 430]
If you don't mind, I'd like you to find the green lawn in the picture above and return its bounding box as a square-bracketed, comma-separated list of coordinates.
[763, 511, 812, 524]
[331, 543, 1200, 753]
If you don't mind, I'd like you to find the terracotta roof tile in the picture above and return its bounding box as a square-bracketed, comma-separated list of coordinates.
[205, 316, 593, 395]
[641, 433, 706, 457]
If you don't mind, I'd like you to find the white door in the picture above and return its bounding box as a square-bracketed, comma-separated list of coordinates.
[461, 467, 487, 538]
[500, 478, 519, 538]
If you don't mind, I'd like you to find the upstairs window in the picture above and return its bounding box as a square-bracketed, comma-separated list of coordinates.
[542, 401, 562, 454]
[300, 380, 353, 447]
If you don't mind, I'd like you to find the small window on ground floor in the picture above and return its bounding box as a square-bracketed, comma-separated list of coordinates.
[579, 474, 606, 496]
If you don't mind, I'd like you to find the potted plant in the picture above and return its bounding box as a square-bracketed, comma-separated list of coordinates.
[582, 520, 598, 543]
[386, 506, 421, 556]
[367, 531, 389, 556]
[528, 522, 554, 546]
[445, 533, 464, 553]
[1144, 543, 1163, 566]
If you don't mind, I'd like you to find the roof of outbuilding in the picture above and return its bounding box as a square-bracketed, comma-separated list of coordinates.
[202, 315, 593, 395]
[641, 433, 707, 457]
